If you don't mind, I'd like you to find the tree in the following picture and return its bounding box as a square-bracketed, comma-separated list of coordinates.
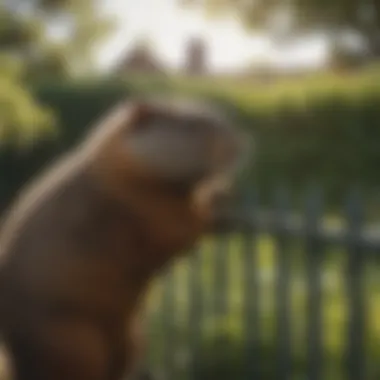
[0, 0, 116, 147]
[1, 0, 117, 76]
[181, 0, 380, 59]
[0, 54, 55, 149]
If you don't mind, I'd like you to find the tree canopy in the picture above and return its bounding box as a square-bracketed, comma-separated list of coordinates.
[0, 0, 117, 147]
[0, 54, 55, 148]
[181, 0, 380, 58]
[1, 0, 117, 76]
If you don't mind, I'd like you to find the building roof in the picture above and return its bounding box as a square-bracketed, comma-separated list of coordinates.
[114, 44, 167, 75]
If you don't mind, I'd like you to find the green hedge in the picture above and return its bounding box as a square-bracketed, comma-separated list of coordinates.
[169, 69, 380, 212]
[1, 70, 380, 215]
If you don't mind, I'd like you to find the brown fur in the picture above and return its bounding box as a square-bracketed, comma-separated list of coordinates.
[0, 97, 245, 380]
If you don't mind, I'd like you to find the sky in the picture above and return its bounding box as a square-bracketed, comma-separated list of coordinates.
[97, 0, 329, 73]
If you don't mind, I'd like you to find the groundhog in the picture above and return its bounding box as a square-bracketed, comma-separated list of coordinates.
[0, 96, 246, 380]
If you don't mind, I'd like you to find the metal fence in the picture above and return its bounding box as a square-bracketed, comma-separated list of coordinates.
[144, 187, 380, 380]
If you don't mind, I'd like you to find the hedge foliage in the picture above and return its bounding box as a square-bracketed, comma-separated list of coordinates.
[1, 68, 380, 214]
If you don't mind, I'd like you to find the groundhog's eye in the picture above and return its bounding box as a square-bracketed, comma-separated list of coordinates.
[129, 103, 174, 133]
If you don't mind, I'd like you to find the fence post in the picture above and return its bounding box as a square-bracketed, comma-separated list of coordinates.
[344, 189, 366, 380]
[213, 235, 229, 319]
[242, 188, 261, 379]
[274, 186, 292, 380]
[210, 232, 231, 379]
[304, 185, 324, 380]
[161, 268, 177, 380]
[188, 247, 203, 380]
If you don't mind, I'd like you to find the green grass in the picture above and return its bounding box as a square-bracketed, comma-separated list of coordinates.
[144, 234, 380, 380]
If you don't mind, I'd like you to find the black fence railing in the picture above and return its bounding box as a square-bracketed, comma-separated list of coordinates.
[144, 187, 380, 380]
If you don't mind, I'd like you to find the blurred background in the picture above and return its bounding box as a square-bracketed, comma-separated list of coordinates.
[1, 0, 380, 379]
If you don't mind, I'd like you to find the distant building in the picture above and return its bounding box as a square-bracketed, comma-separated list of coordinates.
[184, 37, 208, 76]
[114, 43, 167, 76]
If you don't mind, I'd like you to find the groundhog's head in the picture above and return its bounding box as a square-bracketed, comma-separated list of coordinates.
[86, 96, 249, 221]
